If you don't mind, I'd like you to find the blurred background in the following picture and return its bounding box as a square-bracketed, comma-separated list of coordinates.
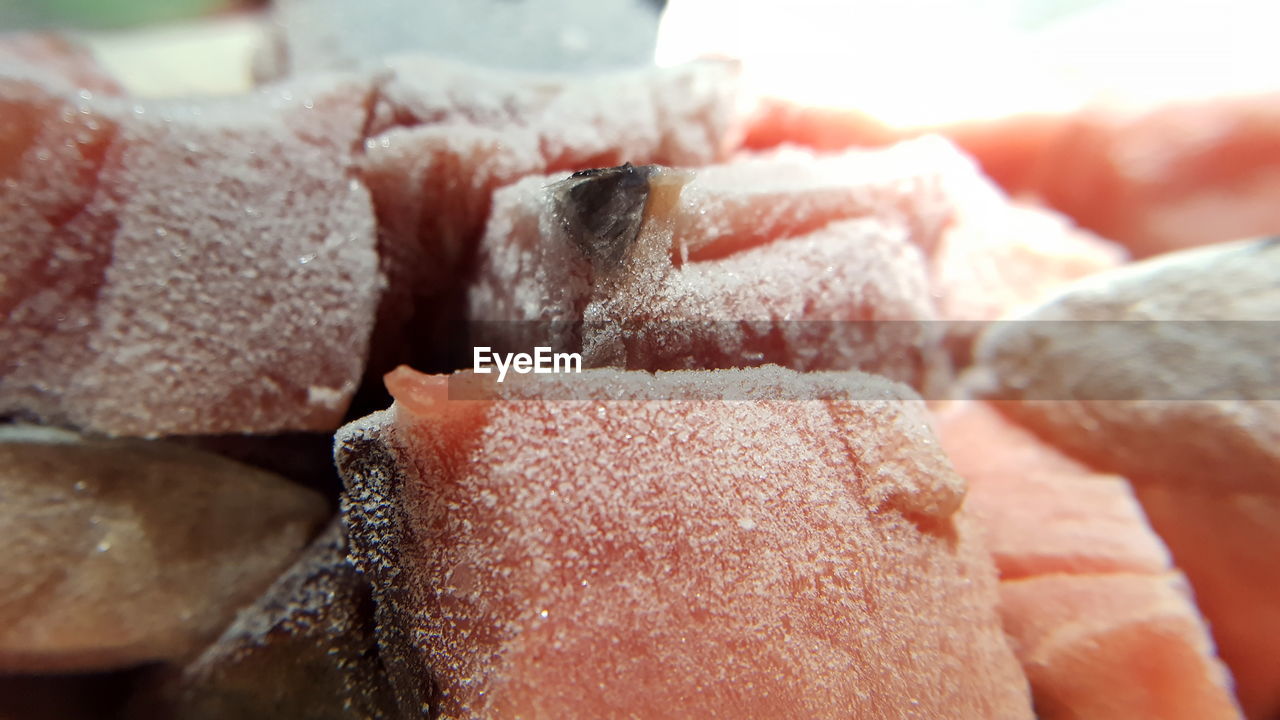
[0, 0, 263, 30]
[1, 0, 1276, 118]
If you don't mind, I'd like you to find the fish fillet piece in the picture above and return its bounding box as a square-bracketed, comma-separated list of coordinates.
[137, 519, 397, 720]
[471, 165, 939, 387]
[972, 239, 1279, 718]
[1019, 95, 1280, 257]
[1001, 573, 1241, 720]
[357, 57, 740, 372]
[1131, 486, 1280, 720]
[933, 401, 1241, 719]
[668, 143, 1121, 334]
[469, 138, 1117, 383]
[746, 93, 1280, 258]
[935, 401, 1170, 580]
[930, 203, 1124, 340]
[0, 68, 381, 436]
[0, 425, 328, 672]
[679, 142, 1122, 332]
[334, 366, 1033, 719]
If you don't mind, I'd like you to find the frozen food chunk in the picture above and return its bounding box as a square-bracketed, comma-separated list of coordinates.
[358, 57, 740, 373]
[934, 401, 1241, 719]
[334, 366, 1033, 719]
[972, 239, 1280, 718]
[0, 71, 381, 435]
[1001, 573, 1242, 720]
[470, 138, 1116, 384]
[746, 94, 1280, 258]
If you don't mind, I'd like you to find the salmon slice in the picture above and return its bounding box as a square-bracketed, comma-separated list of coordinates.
[471, 159, 942, 386]
[733, 140, 1117, 337]
[356, 57, 741, 373]
[935, 401, 1170, 579]
[334, 366, 1033, 719]
[968, 239, 1277, 716]
[469, 159, 940, 389]
[746, 92, 1280, 258]
[469, 138, 1119, 384]
[1133, 486, 1280, 720]
[0, 68, 381, 436]
[933, 401, 1242, 719]
[1001, 573, 1241, 720]
[1019, 94, 1280, 258]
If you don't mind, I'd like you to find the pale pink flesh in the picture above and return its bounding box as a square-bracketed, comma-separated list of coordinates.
[470, 136, 1123, 394]
[670, 143, 1121, 328]
[934, 401, 1242, 719]
[362, 366, 1033, 719]
[1001, 573, 1241, 720]
[934, 401, 1168, 578]
[970, 239, 1280, 718]
[355, 57, 741, 373]
[1133, 486, 1280, 719]
[0, 70, 380, 436]
[468, 158, 944, 388]
[746, 93, 1280, 258]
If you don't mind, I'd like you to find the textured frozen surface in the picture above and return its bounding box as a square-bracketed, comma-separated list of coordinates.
[368, 56, 738, 168]
[358, 57, 740, 373]
[670, 142, 1121, 323]
[335, 366, 1032, 719]
[935, 401, 1169, 579]
[0, 69, 382, 436]
[470, 143, 957, 389]
[145, 519, 396, 720]
[934, 401, 1241, 719]
[973, 239, 1279, 491]
[0, 425, 327, 672]
[703, 138, 1123, 330]
[470, 137, 1121, 385]
[932, 203, 1124, 327]
[973, 238, 1280, 718]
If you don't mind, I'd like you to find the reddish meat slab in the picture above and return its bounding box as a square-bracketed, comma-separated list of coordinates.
[334, 366, 1033, 719]
[0, 69, 381, 436]
[972, 239, 1279, 717]
[747, 92, 1280, 258]
[356, 57, 742, 373]
[469, 138, 1120, 386]
[934, 401, 1242, 720]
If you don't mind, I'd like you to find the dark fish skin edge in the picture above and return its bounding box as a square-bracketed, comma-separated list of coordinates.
[553, 162, 658, 271]
[336, 430, 441, 720]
